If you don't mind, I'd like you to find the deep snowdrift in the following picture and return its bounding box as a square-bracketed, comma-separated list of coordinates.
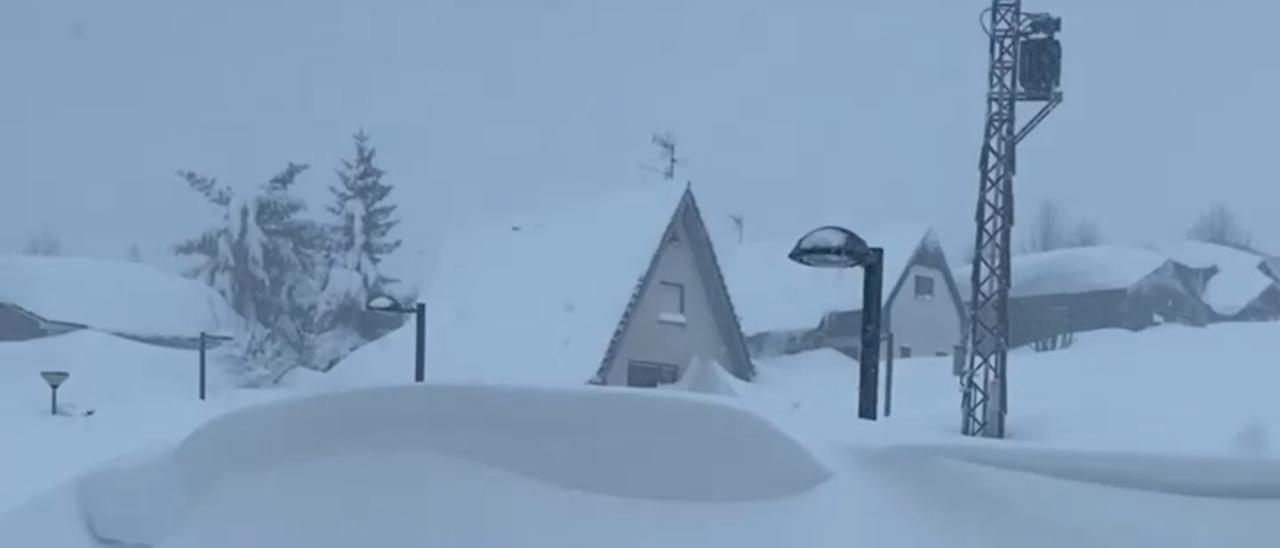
[881, 442, 1280, 499]
[757, 323, 1280, 456]
[79, 383, 831, 546]
[0, 332, 238, 513]
[0, 255, 240, 338]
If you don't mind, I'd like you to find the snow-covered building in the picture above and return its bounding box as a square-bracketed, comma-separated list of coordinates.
[1147, 241, 1280, 322]
[0, 303, 86, 342]
[958, 246, 1215, 348]
[357, 182, 753, 389]
[725, 225, 966, 360]
[0, 255, 241, 346]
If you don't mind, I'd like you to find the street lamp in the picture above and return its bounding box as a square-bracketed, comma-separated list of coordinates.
[367, 296, 426, 383]
[199, 331, 234, 401]
[789, 226, 884, 421]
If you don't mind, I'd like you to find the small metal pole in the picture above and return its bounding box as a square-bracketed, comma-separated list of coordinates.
[414, 303, 426, 383]
[884, 331, 895, 417]
[51, 386, 58, 416]
[199, 332, 207, 401]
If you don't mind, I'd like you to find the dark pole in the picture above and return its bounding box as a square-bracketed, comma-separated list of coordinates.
[857, 248, 884, 421]
[414, 303, 426, 383]
[884, 331, 895, 417]
[199, 332, 207, 401]
[51, 386, 58, 416]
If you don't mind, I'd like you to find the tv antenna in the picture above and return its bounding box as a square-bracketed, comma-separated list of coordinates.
[641, 132, 684, 181]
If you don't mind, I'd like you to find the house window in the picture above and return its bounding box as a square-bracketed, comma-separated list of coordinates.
[627, 361, 680, 388]
[657, 281, 687, 325]
[899, 346, 912, 359]
[914, 275, 935, 299]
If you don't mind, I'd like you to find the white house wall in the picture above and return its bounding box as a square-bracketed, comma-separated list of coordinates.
[603, 218, 734, 387]
[888, 263, 964, 357]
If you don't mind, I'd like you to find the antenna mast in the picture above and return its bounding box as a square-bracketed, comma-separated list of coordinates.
[962, 1, 1063, 438]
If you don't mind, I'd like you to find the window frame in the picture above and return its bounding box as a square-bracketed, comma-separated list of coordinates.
[658, 280, 686, 316]
[627, 360, 680, 388]
[913, 274, 935, 300]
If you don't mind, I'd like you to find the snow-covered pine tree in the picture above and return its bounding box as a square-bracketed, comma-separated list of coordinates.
[175, 164, 329, 381]
[328, 131, 401, 288]
[318, 130, 405, 340]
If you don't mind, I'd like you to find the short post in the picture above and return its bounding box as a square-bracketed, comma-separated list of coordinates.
[197, 331, 233, 401]
[884, 331, 895, 417]
[414, 302, 426, 384]
[199, 331, 208, 401]
[40, 371, 70, 416]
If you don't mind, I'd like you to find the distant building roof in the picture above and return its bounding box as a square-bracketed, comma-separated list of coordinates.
[956, 245, 1170, 299]
[1145, 240, 1275, 316]
[0, 255, 240, 339]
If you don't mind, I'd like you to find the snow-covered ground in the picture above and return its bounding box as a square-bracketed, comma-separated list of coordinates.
[4, 321, 1280, 546]
[0, 331, 319, 514]
[752, 323, 1280, 456]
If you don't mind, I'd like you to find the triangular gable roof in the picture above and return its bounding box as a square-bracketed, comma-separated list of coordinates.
[413, 182, 748, 387]
[723, 224, 947, 334]
[595, 187, 754, 382]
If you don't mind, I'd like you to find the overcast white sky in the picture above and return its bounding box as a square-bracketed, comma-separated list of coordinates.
[3, 0, 1277, 283]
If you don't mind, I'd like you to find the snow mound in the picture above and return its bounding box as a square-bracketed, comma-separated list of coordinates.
[80, 384, 831, 546]
[666, 357, 739, 397]
[0, 255, 240, 339]
[882, 443, 1280, 500]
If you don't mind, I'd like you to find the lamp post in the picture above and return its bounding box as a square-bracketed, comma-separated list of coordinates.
[199, 331, 234, 401]
[367, 296, 426, 383]
[789, 226, 884, 421]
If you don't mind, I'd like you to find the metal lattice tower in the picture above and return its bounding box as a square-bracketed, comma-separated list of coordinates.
[962, 1, 1062, 438]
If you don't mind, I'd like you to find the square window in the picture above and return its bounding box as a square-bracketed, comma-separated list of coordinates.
[914, 275, 935, 299]
[627, 361, 680, 388]
[658, 281, 685, 315]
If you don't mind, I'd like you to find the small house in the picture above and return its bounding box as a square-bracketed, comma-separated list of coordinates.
[1148, 241, 1280, 322]
[413, 182, 753, 389]
[0, 255, 240, 346]
[0, 303, 86, 342]
[958, 245, 1215, 348]
[725, 225, 966, 360]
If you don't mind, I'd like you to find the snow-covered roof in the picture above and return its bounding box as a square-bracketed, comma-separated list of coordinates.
[722, 224, 933, 334]
[333, 182, 691, 387]
[0, 255, 240, 339]
[956, 245, 1171, 299]
[1145, 241, 1275, 315]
